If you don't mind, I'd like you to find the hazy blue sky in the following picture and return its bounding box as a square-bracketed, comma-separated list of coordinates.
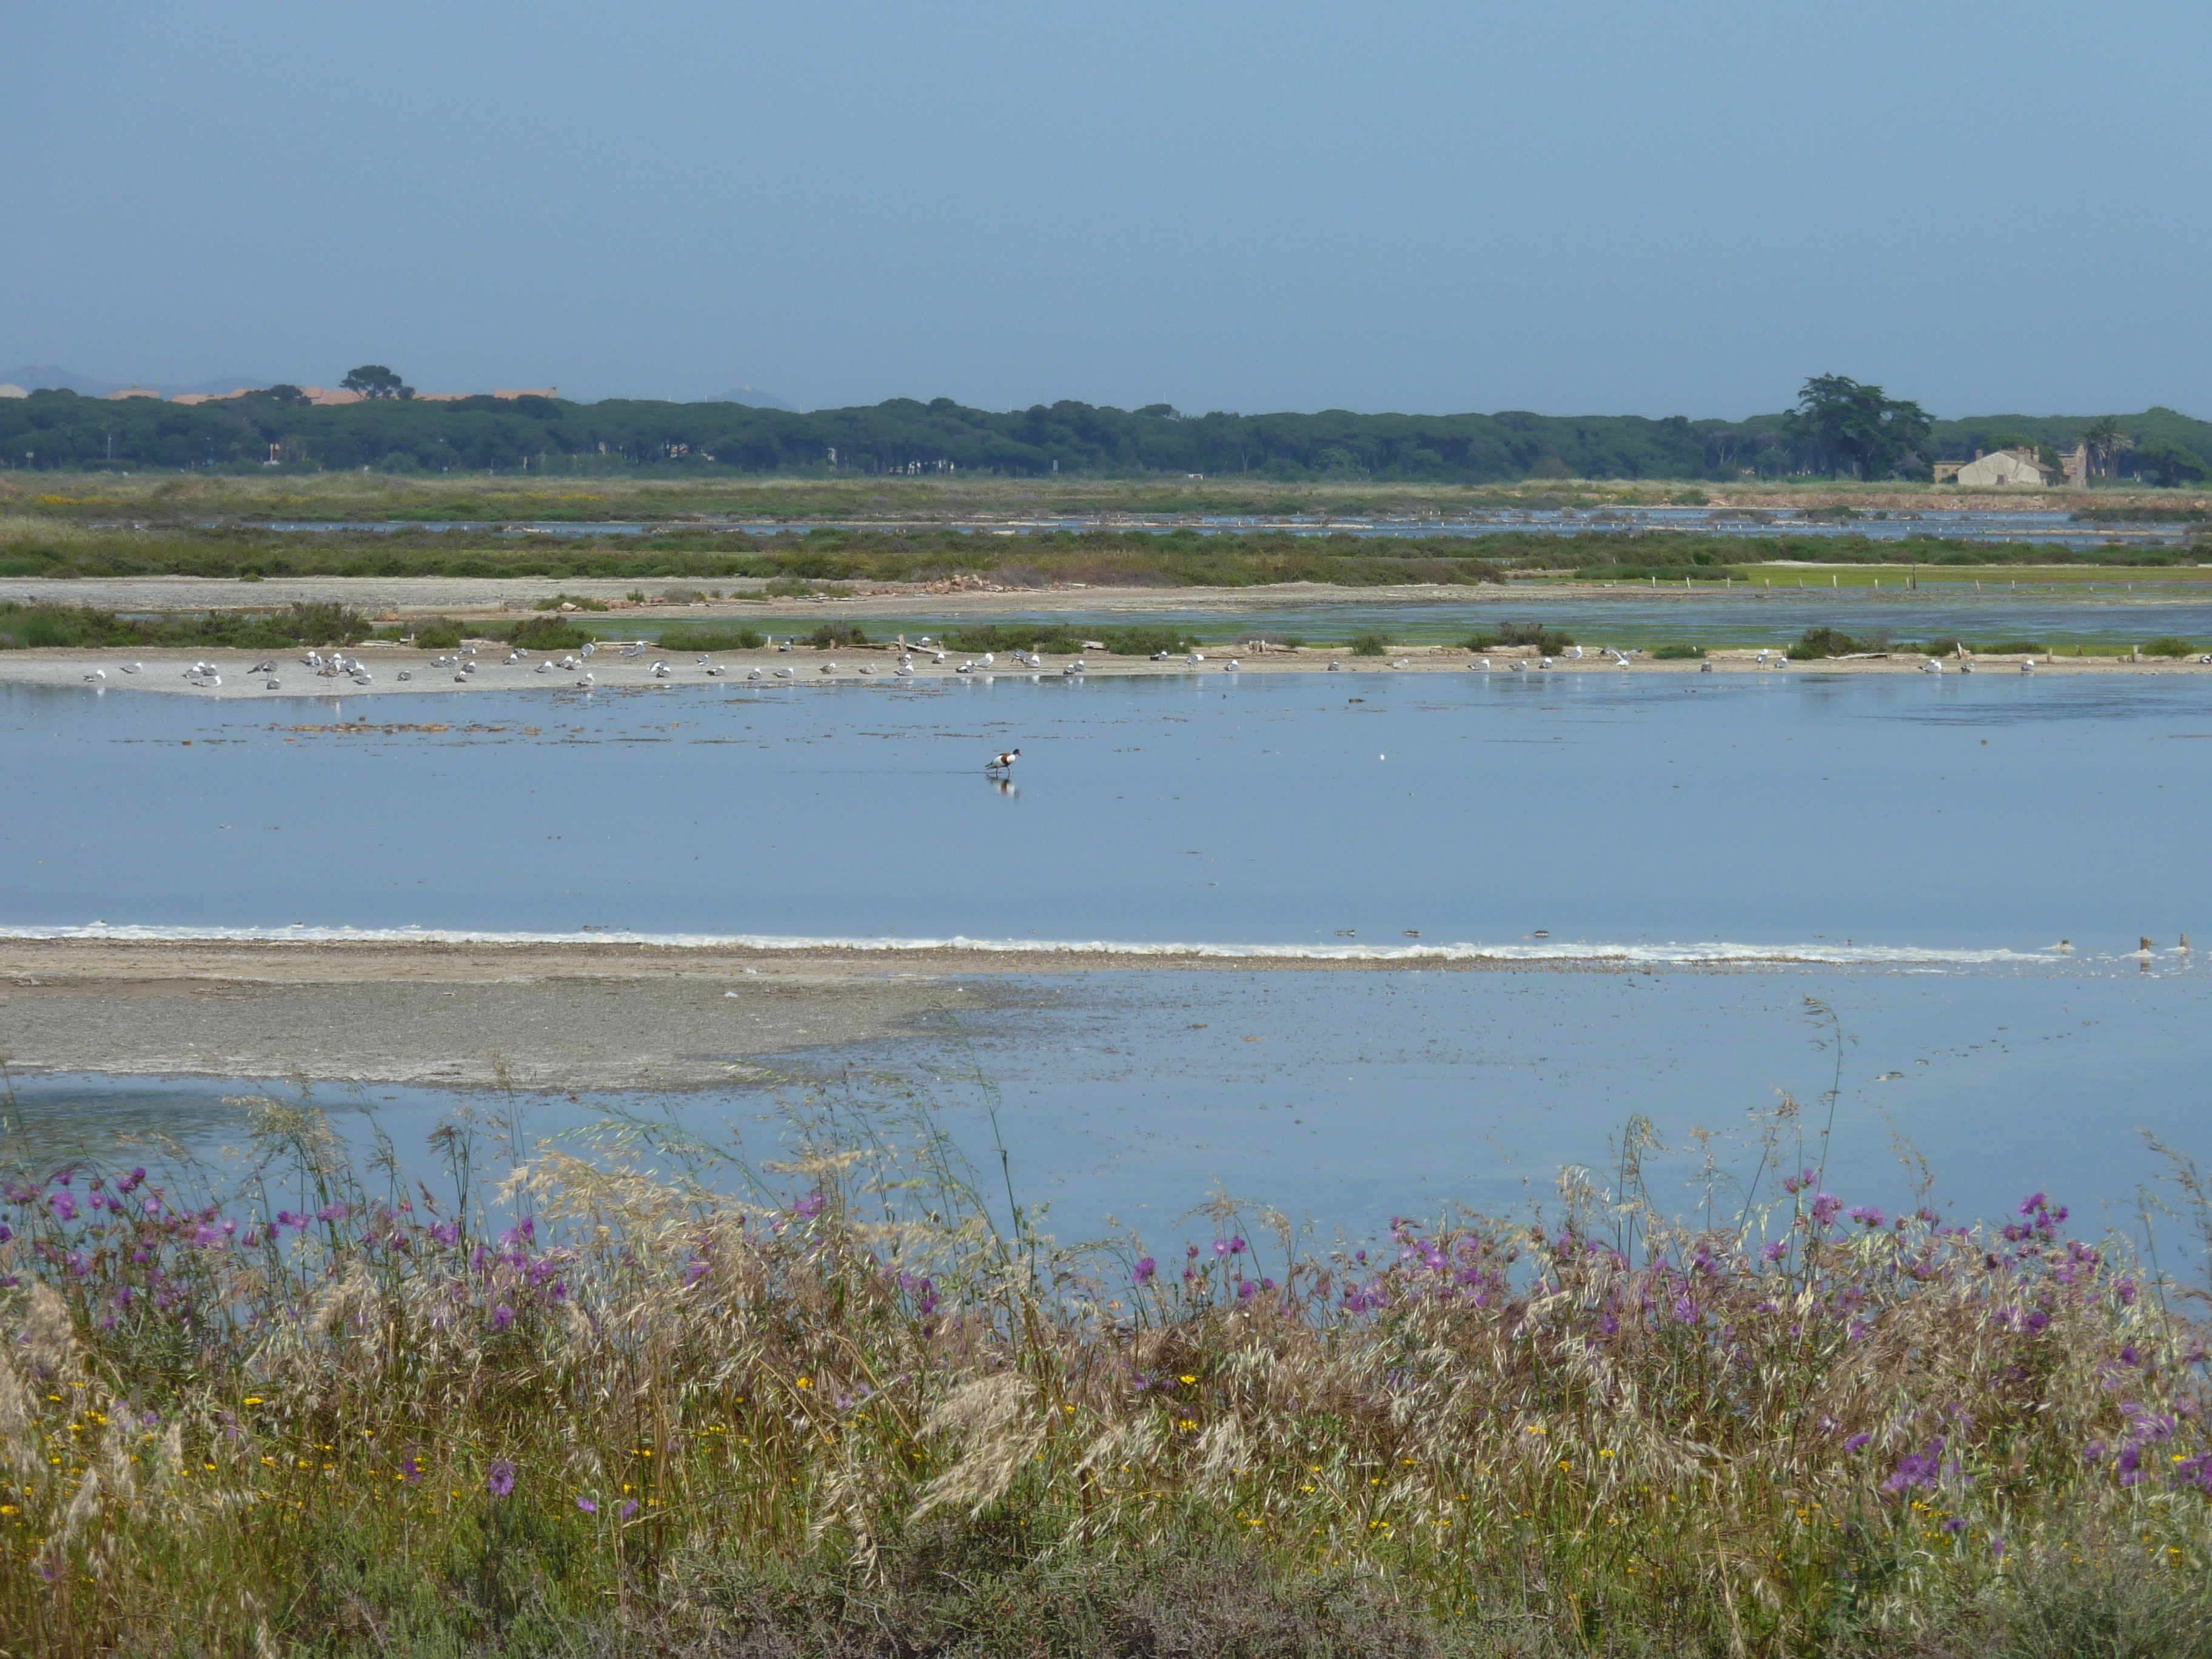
[5, 2, 2206, 418]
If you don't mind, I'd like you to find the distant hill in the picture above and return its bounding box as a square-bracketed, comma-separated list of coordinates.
[709, 385, 797, 412]
[0, 366, 273, 398]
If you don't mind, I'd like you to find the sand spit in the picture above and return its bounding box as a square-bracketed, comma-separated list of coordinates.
[3, 640, 2206, 700]
[0, 936, 1652, 1090]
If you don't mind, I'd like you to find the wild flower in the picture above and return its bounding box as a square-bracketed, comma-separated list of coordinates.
[486, 1461, 517, 1498]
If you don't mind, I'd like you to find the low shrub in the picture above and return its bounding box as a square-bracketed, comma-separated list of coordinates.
[1788, 626, 1867, 660]
[658, 625, 766, 653]
[501, 616, 595, 651]
[532, 592, 609, 612]
[808, 622, 869, 648]
[408, 617, 466, 649]
[1350, 632, 1389, 656]
[1463, 621, 1574, 655]
[2142, 635, 2199, 658]
[1652, 643, 1706, 660]
[0, 600, 369, 651]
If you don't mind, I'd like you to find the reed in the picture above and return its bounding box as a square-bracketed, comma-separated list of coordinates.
[0, 1081, 2206, 1657]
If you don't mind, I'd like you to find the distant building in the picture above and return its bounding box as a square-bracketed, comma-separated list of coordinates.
[1933, 447, 2053, 488]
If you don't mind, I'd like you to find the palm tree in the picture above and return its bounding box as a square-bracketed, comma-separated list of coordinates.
[2079, 416, 2133, 481]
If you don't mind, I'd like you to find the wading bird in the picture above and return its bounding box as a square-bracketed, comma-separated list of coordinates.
[987, 748, 1021, 774]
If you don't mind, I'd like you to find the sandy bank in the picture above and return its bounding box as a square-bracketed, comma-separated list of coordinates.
[2, 640, 2205, 700]
[0, 936, 1615, 1090]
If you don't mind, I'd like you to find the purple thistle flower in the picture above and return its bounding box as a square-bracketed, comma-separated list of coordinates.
[403, 1456, 423, 1484]
[1848, 1206, 1886, 1229]
[1942, 1518, 1966, 1534]
[1809, 1193, 1843, 1227]
[1228, 1235, 1247, 1255]
[618, 1499, 640, 1520]
[1843, 1433, 1872, 1453]
[1212, 1239, 1230, 1257]
[487, 1460, 517, 1498]
[577, 1496, 597, 1513]
[1132, 1256, 1157, 1286]
[2019, 1191, 2048, 1216]
[792, 1191, 826, 1220]
[492, 1305, 515, 1330]
[1761, 1240, 1788, 1262]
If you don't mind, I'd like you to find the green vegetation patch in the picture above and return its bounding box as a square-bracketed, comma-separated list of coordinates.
[2140, 635, 2200, 657]
[655, 624, 767, 653]
[0, 600, 370, 651]
[532, 591, 611, 611]
[1652, 643, 1707, 660]
[1463, 620, 1575, 655]
[1788, 626, 1867, 660]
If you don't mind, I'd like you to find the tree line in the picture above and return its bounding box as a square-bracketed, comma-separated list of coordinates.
[3, 378, 2207, 484]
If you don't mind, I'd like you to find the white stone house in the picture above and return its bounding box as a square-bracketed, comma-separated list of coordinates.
[1932, 447, 2053, 488]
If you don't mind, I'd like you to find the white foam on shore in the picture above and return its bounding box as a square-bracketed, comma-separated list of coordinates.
[0, 921, 2086, 967]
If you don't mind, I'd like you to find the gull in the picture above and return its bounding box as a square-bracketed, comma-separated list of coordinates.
[504, 652, 521, 665]
[1540, 656, 1553, 669]
[774, 666, 794, 679]
[1327, 659, 1341, 671]
[1700, 660, 1714, 672]
[1187, 651, 1204, 666]
[1567, 646, 1584, 660]
[979, 652, 994, 668]
[1511, 660, 1526, 672]
[706, 664, 727, 676]
[820, 661, 837, 674]
[84, 668, 106, 682]
[622, 641, 646, 657]
[896, 663, 914, 678]
[120, 663, 141, 674]
[1063, 659, 1087, 675]
[352, 671, 373, 685]
[454, 672, 469, 683]
[535, 660, 552, 674]
[697, 653, 711, 664]
[515, 646, 532, 659]
[932, 651, 946, 663]
[1921, 659, 1943, 674]
[397, 671, 412, 682]
[1478, 657, 1492, 671]
[304, 651, 324, 668]
[748, 668, 764, 681]
[264, 678, 281, 689]
[956, 661, 974, 674]
[577, 672, 594, 687]
[199, 675, 221, 688]
[652, 661, 671, 678]
[1960, 662, 1975, 674]
[856, 664, 874, 675]
[461, 661, 476, 674]
[580, 642, 595, 657]
[461, 645, 477, 656]
[250, 660, 277, 674]
[1224, 658, 1241, 671]
[987, 748, 1021, 773]
[1153, 651, 1173, 662]
[2020, 659, 2036, 673]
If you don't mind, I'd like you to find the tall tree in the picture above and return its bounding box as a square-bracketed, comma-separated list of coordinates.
[340, 364, 412, 400]
[1782, 375, 1932, 479]
[2079, 415, 2132, 480]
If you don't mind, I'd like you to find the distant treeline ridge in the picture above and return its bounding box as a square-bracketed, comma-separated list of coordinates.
[3, 388, 2209, 483]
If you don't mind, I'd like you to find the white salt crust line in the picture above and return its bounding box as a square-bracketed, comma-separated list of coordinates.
[0, 923, 2116, 967]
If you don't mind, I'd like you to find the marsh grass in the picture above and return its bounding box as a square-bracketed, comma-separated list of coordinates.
[0, 599, 371, 651]
[1652, 644, 1707, 661]
[656, 625, 768, 654]
[0, 1068, 2207, 1658]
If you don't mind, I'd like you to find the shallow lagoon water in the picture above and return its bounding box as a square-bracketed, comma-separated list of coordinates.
[6, 671, 2205, 1245]
[9, 960, 2205, 1250]
[4, 672, 2207, 957]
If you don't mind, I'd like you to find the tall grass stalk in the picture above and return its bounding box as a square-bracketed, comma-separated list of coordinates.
[0, 1083, 2207, 1655]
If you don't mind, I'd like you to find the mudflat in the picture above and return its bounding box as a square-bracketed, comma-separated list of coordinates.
[0, 937, 1579, 1090]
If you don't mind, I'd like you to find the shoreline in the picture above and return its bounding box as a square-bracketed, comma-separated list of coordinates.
[2, 639, 2204, 699]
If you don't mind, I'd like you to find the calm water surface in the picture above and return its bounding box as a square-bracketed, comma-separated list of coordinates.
[4, 673, 2207, 957]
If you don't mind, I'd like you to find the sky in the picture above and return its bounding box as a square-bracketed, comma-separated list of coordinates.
[4, 1, 2207, 419]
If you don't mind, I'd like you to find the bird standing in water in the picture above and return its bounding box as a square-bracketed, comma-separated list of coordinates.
[987, 748, 1021, 774]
